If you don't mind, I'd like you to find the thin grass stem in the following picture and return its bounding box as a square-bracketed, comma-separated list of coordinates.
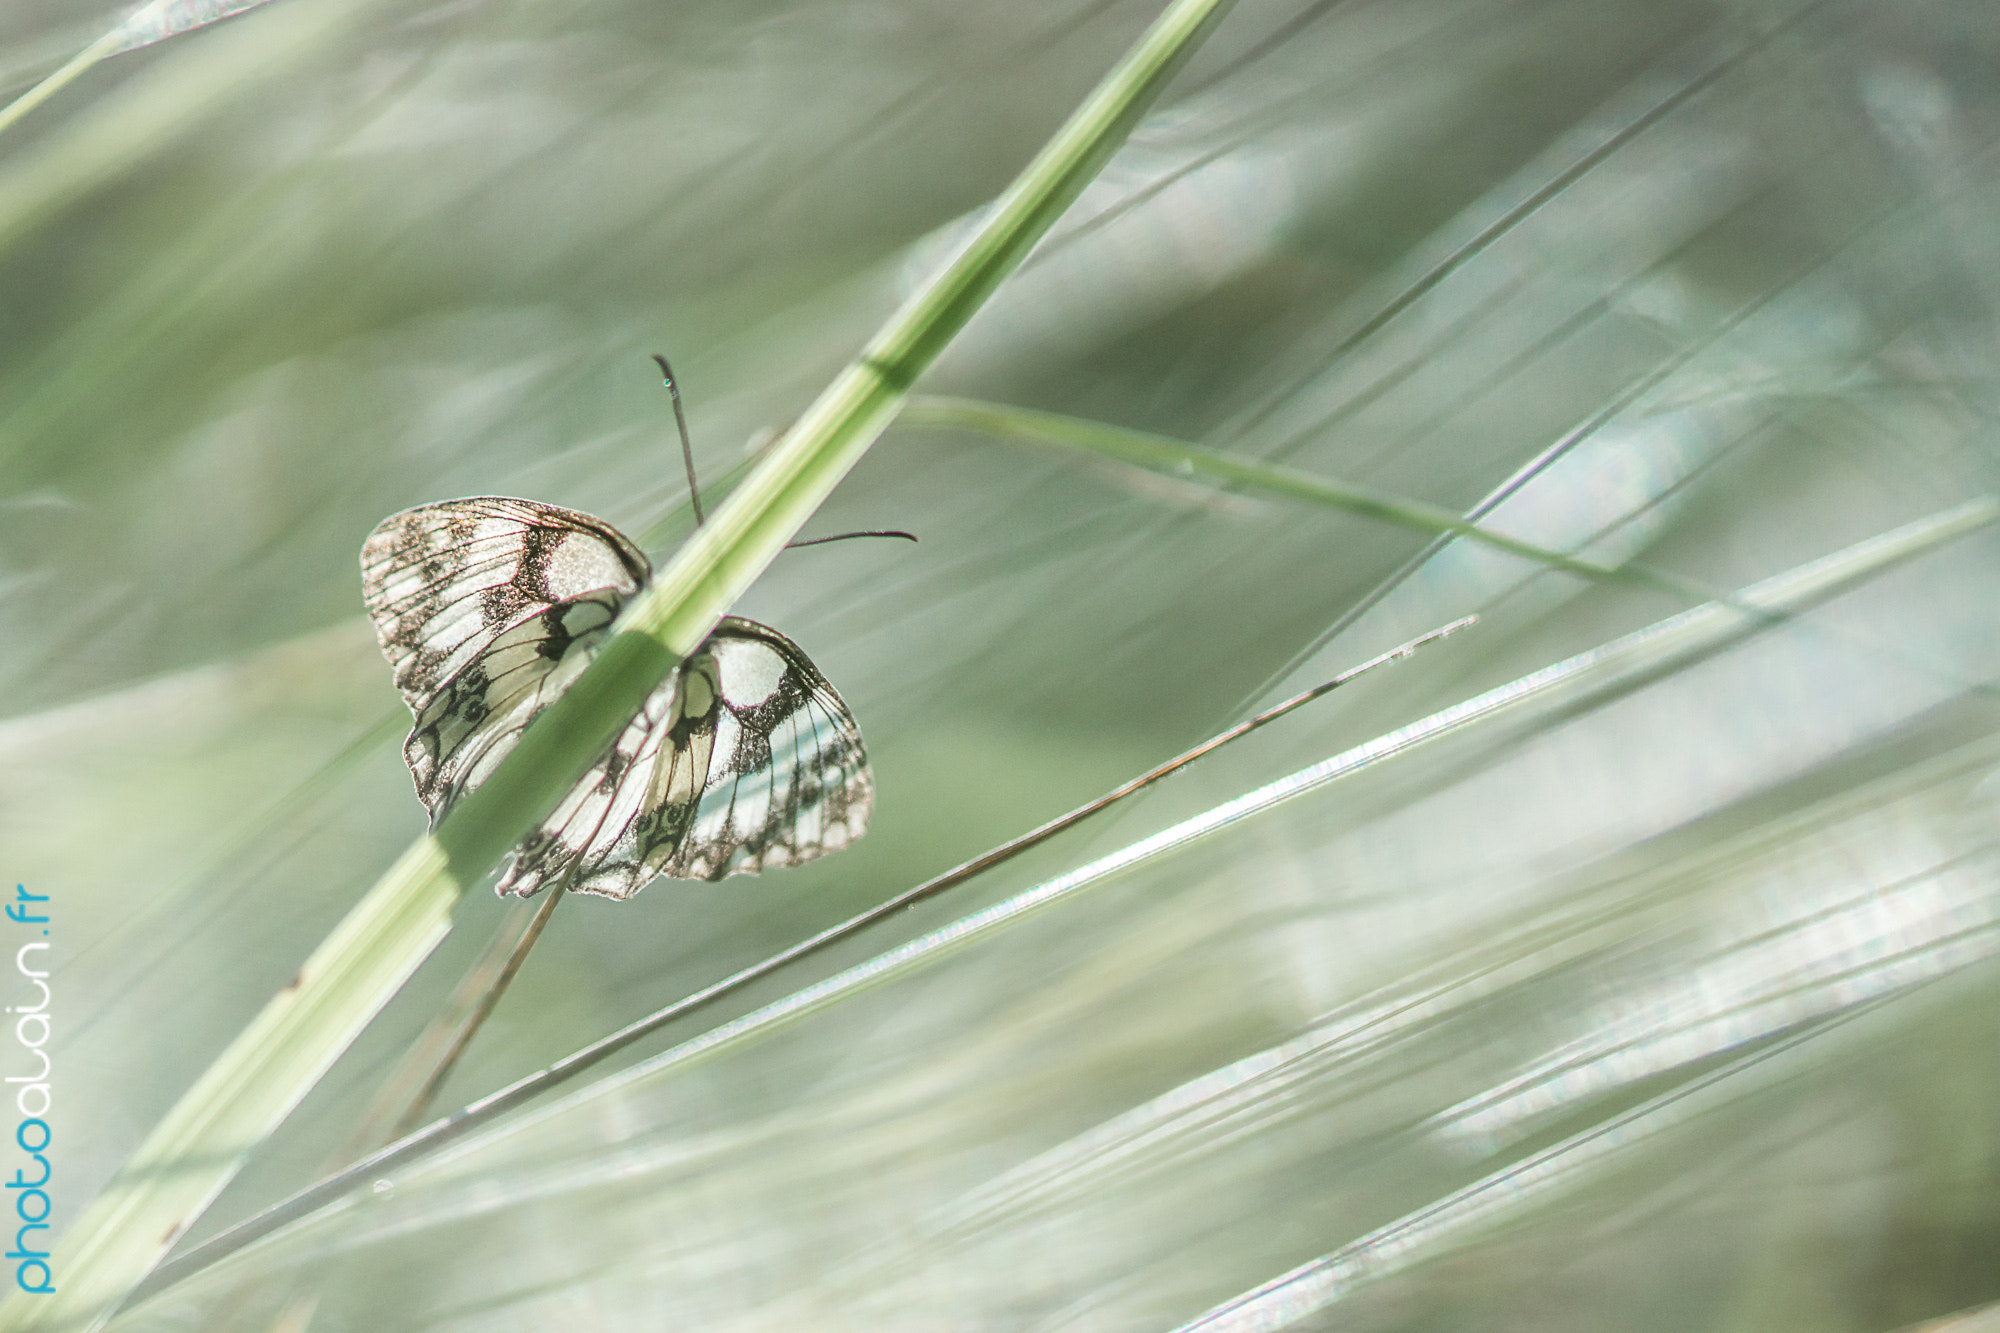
[127, 496, 1993, 1305]
[130, 614, 1461, 1305]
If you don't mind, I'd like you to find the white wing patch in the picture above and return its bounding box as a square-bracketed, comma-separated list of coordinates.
[361, 497, 873, 901]
[657, 624, 872, 882]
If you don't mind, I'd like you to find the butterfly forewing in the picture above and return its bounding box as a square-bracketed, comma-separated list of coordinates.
[361, 497, 873, 900]
[362, 497, 649, 714]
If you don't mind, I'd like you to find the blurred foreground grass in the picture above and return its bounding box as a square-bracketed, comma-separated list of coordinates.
[4, 0, 2000, 1328]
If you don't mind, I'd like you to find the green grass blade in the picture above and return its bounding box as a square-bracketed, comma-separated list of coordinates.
[0, 0, 392, 253]
[0, 2, 1240, 1329]
[139, 496, 1983, 1309]
[412, 0, 1244, 895]
[123, 619, 1464, 1305]
[611, 0, 1241, 658]
[899, 395, 1722, 602]
[1170, 996, 1906, 1333]
[1, 840, 460, 1333]
[0, 1, 295, 141]
[0, 28, 124, 141]
[492, 500, 1992, 1104]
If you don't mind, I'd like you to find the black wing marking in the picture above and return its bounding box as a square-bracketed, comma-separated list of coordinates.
[362, 499, 872, 901]
[658, 618, 873, 883]
[360, 497, 651, 821]
[493, 618, 872, 898]
[490, 665, 712, 901]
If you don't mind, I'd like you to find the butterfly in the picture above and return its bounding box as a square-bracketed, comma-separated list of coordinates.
[360, 495, 873, 900]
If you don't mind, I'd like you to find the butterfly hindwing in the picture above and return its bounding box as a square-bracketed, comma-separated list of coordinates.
[492, 618, 872, 897]
[658, 619, 873, 883]
[361, 498, 873, 900]
[492, 669, 695, 900]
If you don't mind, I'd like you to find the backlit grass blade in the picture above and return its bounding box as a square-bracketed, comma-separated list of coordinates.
[125, 496, 1995, 1311]
[455, 500, 1994, 1125]
[0, 0, 267, 140]
[0, 2, 1241, 1329]
[0, 0, 328, 147]
[129, 618, 1466, 1304]
[1170, 995, 1908, 1333]
[900, 395, 1720, 602]
[0, 0, 394, 250]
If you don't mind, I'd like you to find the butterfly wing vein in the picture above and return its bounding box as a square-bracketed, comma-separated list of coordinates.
[360, 497, 872, 900]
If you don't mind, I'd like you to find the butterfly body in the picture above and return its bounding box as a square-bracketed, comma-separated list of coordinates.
[361, 497, 872, 900]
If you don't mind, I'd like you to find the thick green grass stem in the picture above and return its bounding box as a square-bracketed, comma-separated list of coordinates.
[0, 2, 1239, 1329]
[2, 840, 460, 1333]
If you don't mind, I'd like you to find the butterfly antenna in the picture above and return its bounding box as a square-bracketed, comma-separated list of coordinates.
[650, 357, 910, 546]
[786, 529, 918, 549]
[651, 353, 704, 527]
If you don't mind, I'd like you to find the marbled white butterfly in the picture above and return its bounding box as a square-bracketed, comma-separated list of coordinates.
[360, 494, 873, 900]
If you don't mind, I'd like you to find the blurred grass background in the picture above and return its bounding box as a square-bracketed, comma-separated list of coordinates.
[4, 0, 2000, 1328]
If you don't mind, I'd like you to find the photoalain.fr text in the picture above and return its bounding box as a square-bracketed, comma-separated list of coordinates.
[7, 887, 50, 1295]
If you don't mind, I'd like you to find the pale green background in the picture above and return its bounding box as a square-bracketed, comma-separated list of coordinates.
[2, 0, 1998, 1328]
